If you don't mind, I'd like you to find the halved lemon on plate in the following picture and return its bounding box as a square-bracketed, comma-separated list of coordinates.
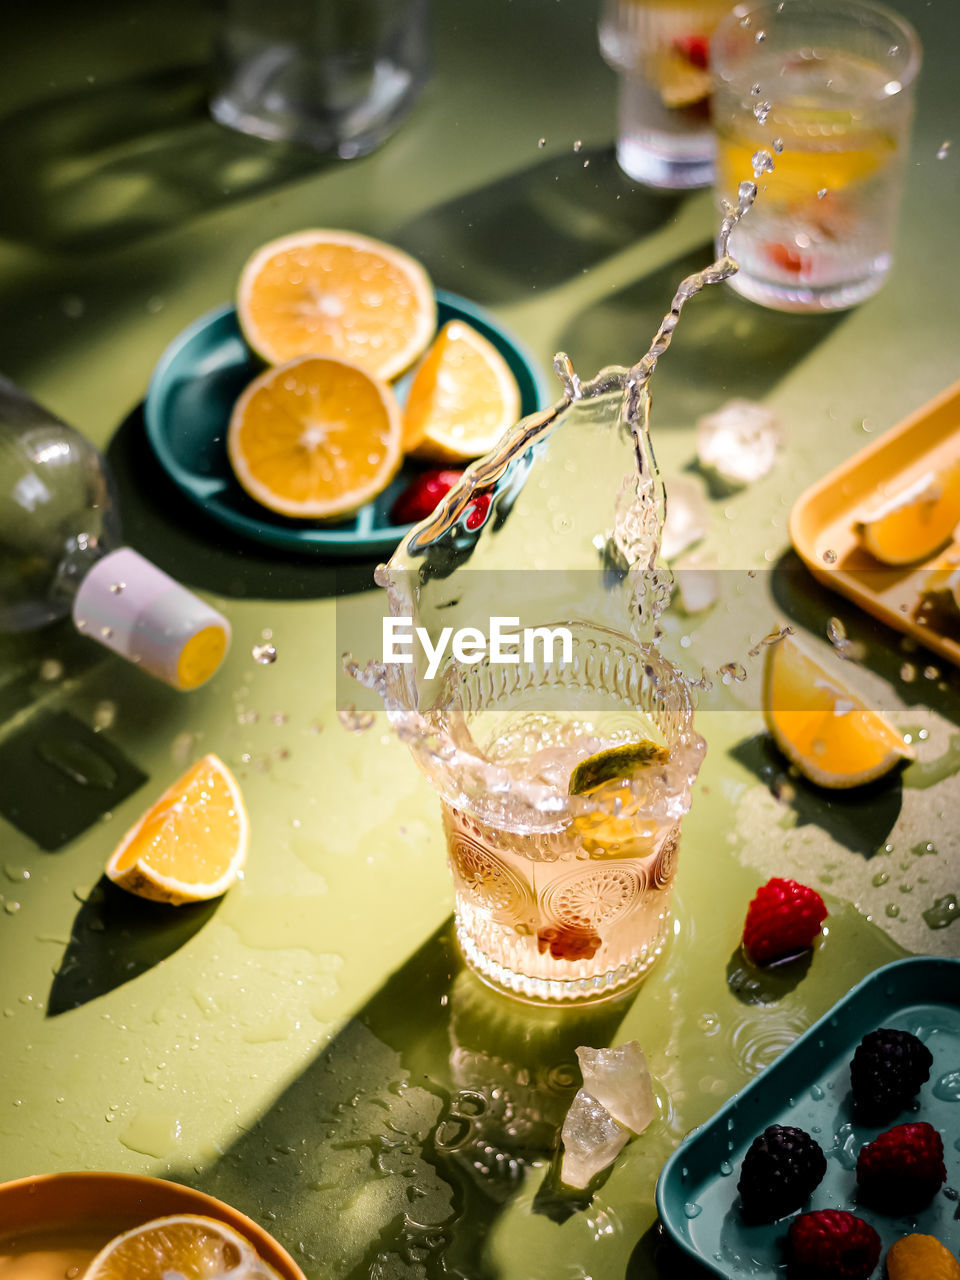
[763, 632, 914, 789]
[227, 355, 402, 519]
[106, 754, 249, 905]
[85, 1214, 277, 1280]
[237, 229, 436, 382]
[404, 320, 522, 461]
[853, 458, 960, 566]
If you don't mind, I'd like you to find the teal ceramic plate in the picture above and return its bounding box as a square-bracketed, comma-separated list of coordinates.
[144, 292, 551, 557]
[657, 956, 960, 1277]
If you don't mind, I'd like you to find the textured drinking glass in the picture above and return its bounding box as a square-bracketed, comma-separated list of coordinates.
[210, 0, 430, 159]
[712, 0, 920, 310]
[598, 0, 739, 189]
[438, 626, 702, 1004]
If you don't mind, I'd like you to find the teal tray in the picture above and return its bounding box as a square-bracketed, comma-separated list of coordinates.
[143, 293, 551, 557]
[657, 956, 960, 1276]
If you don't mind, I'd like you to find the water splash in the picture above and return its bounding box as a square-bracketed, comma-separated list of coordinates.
[347, 178, 758, 862]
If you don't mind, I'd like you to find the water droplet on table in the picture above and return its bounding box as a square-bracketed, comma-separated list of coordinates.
[923, 894, 958, 930]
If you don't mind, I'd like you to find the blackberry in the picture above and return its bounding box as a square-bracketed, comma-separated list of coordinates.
[737, 1124, 827, 1222]
[850, 1028, 932, 1123]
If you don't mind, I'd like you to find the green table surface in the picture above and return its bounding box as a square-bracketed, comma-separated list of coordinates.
[1, 1, 959, 1276]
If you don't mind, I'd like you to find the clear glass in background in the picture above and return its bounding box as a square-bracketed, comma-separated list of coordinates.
[598, 0, 741, 189]
[711, 0, 921, 311]
[210, 0, 430, 159]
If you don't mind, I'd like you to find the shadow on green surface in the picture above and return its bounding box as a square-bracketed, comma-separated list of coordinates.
[627, 1218, 713, 1280]
[396, 147, 683, 304]
[0, 710, 147, 851]
[188, 920, 638, 1278]
[47, 876, 220, 1015]
[730, 732, 903, 860]
[555, 245, 847, 413]
[770, 550, 960, 726]
[105, 405, 380, 601]
[0, 66, 325, 254]
[726, 946, 814, 1007]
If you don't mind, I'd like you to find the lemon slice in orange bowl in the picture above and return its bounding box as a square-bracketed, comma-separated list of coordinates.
[405, 320, 522, 461]
[106, 755, 248, 905]
[763, 632, 914, 789]
[852, 458, 960, 566]
[237, 229, 436, 381]
[85, 1214, 278, 1280]
[227, 355, 402, 519]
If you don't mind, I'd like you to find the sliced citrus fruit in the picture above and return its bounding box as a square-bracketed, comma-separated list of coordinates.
[106, 755, 249, 905]
[227, 355, 402, 519]
[404, 320, 522, 460]
[570, 740, 669, 852]
[569, 740, 669, 796]
[717, 128, 895, 205]
[655, 52, 712, 109]
[763, 632, 914, 789]
[237, 229, 436, 381]
[853, 459, 960, 566]
[85, 1214, 276, 1280]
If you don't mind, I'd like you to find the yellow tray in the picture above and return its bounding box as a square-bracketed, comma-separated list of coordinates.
[790, 377, 960, 667]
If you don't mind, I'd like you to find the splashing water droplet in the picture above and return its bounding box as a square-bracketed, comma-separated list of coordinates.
[753, 101, 772, 126]
[109, 582, 125, 595]
[751, 83, 761, 95]
[937, 140, 951, 159]
[572, 139, 583, 153]
[38, 659, 63, 682]
[684, 1202, 703, 1219]
[338, 705, 375, 733]
[772, 137, 784, 154]
[719, 662, 748, 683]
[822, 548, 837, 564]
[252, 643, 277, 665]
[537, 137, 546, 148]
[751, 148, 774, 177]
[900, 662, 916, 682]
[754, 29, 766, 42]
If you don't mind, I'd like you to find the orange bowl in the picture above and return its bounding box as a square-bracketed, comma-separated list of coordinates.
[0, 1172, 307, 1279]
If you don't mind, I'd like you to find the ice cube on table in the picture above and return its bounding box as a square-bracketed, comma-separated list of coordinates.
[576, 1042, 656, 1135]
[696, 398, 780, 488]
[559, 1090, 630, 1190]
[661, 477, 708, 560]
[673, 557, 719, 614]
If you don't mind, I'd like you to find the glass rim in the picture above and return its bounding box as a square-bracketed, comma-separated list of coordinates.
[712, 0, 922, 91]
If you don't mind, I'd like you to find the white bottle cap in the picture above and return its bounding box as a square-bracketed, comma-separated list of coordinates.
[72, 547, 231, 690]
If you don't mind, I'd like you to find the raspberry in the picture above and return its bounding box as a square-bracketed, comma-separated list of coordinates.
[737, 1124, 826, 1222]
[856, 1121, 946, 1212]
[788, 1210, 882, 1280]
[390, 469, 463, 524]
[741, 877, 828, 966]
[850, 1028, 933, 1122]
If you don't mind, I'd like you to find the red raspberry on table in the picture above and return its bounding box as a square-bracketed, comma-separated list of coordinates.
[856, 1121, 946, 1212]
[788, 1210, 881, 1280]
[741, 877, 827, 966]
[390, 469, 463, 525]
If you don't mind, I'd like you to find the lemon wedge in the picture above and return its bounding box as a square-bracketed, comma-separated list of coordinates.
[853, 459, 960, 566]
[763, 633, 914, 789]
